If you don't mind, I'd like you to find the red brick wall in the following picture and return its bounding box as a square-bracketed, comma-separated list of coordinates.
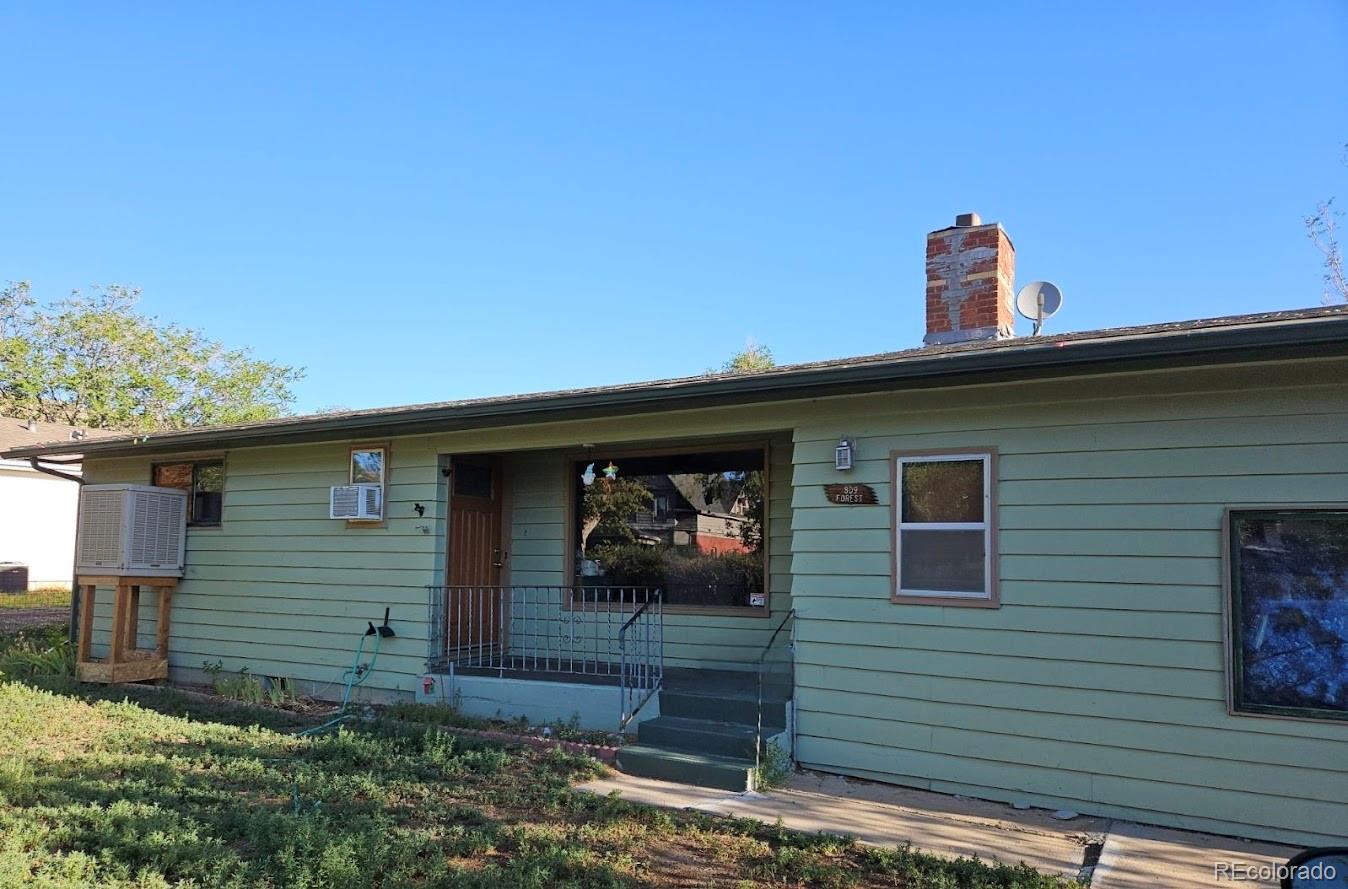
[925, 222, 1015, 342]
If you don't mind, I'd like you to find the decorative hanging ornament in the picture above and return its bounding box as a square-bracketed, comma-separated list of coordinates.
[580, 463, 596, 487]
[602, 461, 619, 481]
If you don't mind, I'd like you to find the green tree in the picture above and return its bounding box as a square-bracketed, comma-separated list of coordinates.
[721, 340, 774, 373]
[0, 282, 303, 432]
[580, 476, 653, 553]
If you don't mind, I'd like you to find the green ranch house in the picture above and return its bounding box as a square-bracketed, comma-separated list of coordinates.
[7, 214, 1347, 848]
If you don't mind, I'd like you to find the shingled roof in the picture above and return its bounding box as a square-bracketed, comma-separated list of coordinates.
[4, 305, 1348, 460]
[0, 416, 120, 460]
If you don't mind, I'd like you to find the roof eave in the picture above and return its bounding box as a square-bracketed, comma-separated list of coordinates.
[6, 315, 1348, 460]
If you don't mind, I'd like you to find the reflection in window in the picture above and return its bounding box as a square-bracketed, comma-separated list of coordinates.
[895, 452, 993, 601]
[351, 448, 385, 485]
[573, 449, 766, 608]
[152, 460, 224, 526]
[1230, 510, 1348, 720]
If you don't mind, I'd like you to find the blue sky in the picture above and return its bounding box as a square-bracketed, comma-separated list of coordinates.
[2, 3, 1345, 413]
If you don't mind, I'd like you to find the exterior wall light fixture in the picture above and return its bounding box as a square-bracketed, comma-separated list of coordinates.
[835, 437, 855, 471]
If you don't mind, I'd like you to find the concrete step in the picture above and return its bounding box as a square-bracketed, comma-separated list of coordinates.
[637, 715, 763, 759]
[659, 688, 788, 727]
[616, 744, 755, 793]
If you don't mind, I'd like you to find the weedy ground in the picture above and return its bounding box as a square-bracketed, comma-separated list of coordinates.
[0, 625, 1075, 888]
[0, 587, 70, 610]
[0, 588, 70, 609]
[0, 588, 71, 633]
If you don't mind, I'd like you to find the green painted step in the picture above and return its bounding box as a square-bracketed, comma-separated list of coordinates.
[616, 744, 755, 793]
[637, 715, 762, 759]
[659, 689, 788, 727]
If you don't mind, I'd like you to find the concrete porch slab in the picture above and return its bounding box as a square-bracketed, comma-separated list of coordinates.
[577, 769, 1105, 878]
[1090, 821, 1299, 889]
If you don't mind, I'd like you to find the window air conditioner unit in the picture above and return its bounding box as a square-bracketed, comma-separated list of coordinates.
[331, 484, 383, 520]
[76, 484, 188, 578]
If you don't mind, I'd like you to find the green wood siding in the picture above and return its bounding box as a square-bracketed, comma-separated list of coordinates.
[80, 444, 439, 694]
[789, 357, 1348, 847]
[82, 431, 794, 693]
[79, 356, 1348, 845]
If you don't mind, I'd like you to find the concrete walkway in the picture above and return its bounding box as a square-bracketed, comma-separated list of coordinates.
[576, 770, 1301, 886]
[1091, 821, 1298, 889]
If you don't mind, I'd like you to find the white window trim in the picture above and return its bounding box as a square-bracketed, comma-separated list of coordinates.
[892, 450, 997, 606]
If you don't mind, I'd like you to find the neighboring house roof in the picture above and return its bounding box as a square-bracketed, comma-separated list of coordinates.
[3, 305, 1348, 460]
[0, 417, 120, 464]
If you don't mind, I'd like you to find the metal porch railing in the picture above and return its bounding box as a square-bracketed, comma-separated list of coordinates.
[755, 608, 795, 773]
[426, 585, 663, 730]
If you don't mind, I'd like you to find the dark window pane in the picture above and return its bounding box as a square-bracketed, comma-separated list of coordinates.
[153, 463, 193, 491]
[900, 529, 985, 594]
[1234, 512, 1348, 717]
[192, 462, 224, 525]
[902, 459, 985, 523]
[453, 462, 493, 498]
[192, 491, 223, 525]
[574, 449, 766, 608]
[352, 450, 384, 484]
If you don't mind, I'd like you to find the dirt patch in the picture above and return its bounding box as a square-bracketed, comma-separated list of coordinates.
[0, 608, 68, 633]
[641, 836, 747, 888]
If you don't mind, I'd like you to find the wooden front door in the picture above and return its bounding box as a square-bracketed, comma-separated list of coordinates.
[446, 456, 505, 652]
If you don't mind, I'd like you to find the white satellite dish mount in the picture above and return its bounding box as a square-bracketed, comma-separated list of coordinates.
[1015, 281, 1063, 336]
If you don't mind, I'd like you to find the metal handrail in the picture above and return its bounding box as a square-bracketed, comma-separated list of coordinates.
[619, 597, 654, 635]
[618, 588, 663, 732]
[426, 585, 659, 676]
[755, 608, 795, 776]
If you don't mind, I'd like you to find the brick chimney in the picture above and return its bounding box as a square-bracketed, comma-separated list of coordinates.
[924, 212, 1015, 345]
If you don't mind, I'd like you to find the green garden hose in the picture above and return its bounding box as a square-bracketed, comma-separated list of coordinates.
[297, 613, 392, 738]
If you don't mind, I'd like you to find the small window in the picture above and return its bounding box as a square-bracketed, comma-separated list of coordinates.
[351, 447, 386, 485]
[1228, 509, 1348, 721]
[893, 450, 996, 605]
[452, 460, 494, 499]
[152, 460, 225, 526]
[348, 446, 388, 524]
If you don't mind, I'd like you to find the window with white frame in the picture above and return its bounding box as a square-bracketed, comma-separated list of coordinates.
[893, 450, 996, 604]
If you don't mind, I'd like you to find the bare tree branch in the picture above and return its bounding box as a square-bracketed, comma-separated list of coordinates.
[1307, 198, 1347, 304]
[1306, 142, 1348, 304]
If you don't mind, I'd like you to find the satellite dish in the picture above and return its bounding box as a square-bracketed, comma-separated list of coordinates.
[1015, 281, 1063, 334]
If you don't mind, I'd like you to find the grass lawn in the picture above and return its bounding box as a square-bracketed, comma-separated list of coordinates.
[0, 626, 1075, 888]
